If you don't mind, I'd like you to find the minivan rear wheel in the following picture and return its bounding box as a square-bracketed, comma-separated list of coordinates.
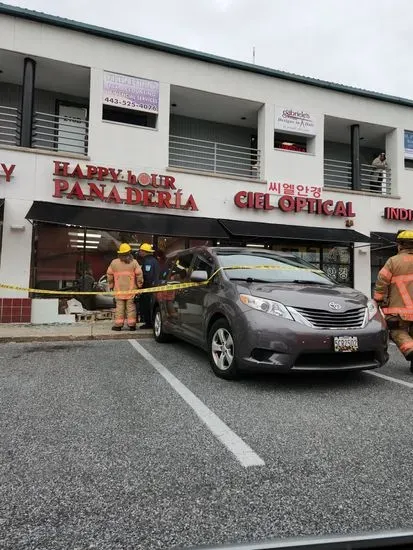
[208, 319, 239, 380]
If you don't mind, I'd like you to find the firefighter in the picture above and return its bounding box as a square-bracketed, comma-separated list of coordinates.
[107, 243, 143, 331]
[374, 229, 413, 372]
[138, 243, 160, 329]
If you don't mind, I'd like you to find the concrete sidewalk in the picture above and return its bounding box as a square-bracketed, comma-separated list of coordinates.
[0, 320, 153, 343]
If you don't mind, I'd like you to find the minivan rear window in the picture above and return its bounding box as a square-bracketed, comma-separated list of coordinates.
[217, 252, 333, 284]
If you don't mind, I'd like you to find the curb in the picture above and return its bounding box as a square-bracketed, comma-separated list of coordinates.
[0, 331, 153, 344]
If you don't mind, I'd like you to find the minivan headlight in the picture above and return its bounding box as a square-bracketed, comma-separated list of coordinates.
[367, 299, 378, 321]
[240, 294, 293, 320]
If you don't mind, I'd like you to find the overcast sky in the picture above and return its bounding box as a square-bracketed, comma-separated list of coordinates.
[3, 0, 412, 99]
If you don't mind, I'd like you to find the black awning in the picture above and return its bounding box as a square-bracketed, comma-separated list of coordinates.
[25, 201, 229, 239]
[370, 231, 397, 244]
[219, 219, 370, 243]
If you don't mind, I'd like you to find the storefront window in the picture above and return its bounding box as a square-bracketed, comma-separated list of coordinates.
[189, 239, 213, 248]
[272, 245, 321, 269]
[33, 224, 154, 290]
[157, 236, 187, 256]
[322, 246, 352, 285]
[271, 243, 352, 286]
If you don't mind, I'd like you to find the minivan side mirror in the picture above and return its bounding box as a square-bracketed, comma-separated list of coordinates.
[190, 270, 209, 283]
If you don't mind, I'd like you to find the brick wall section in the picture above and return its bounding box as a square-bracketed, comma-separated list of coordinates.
[0, 298, 32, 323]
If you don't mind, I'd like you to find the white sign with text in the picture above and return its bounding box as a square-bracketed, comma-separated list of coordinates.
[274, 107, 316, 136]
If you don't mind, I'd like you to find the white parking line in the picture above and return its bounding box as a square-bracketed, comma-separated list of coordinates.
[129, 340, 265, 468]
[366, 370, 413, 389]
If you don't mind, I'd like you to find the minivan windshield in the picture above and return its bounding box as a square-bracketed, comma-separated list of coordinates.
[217, 252, 333, 285]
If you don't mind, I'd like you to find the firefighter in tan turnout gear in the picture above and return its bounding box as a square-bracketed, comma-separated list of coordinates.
[107, 243, 143, 331]
[374, 230, 413, 372]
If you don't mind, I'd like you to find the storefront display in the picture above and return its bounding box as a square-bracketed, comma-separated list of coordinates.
[272, 244, 352, 286]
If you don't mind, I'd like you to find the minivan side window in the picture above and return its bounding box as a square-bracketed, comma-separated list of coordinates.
[191, 255, 214, 279]
[167, 253, 194, 283]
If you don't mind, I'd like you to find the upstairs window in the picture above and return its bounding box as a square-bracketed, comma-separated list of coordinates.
[102, 71, 159, 129]
[274, 131, 308, 153]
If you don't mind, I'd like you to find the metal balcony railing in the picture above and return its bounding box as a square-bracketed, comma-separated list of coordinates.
[324, 158, 392, 195]
[169, 135, 261, 180]
[324, 158, 352, 190]
[0, 106, 21, 146]
[361, 163, 392, 195]
[32, 111, 89, 155]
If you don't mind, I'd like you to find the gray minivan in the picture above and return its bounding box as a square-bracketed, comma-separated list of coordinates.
[152, 247, 389, 379]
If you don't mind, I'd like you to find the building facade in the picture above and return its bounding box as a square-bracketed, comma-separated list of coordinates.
[0, 4, 412, 323]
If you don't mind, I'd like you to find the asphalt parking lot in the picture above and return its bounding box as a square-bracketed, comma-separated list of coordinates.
[1, 339, 413, 550]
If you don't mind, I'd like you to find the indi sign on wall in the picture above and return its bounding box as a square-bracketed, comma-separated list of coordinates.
[102, 71, 160, 114]
[274, 107, 316, 136]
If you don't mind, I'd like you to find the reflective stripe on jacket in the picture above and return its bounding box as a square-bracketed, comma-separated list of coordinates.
[107, 258, 143, 299]
[374, 251, 413, 321]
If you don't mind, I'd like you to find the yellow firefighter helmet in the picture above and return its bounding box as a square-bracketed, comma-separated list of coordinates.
[117, 243, 132, 254]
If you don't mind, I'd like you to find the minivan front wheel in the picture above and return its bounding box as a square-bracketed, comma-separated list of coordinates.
[208, 319, 239, 380]
[153, 307, 172, 343]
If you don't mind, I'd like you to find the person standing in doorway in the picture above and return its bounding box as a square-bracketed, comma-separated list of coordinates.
[374, 230, 413, 372]
[138, 243, 160, 329]
[107, 243, 143, 331]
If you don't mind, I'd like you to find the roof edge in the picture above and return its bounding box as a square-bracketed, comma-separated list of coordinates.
[1, 2, 413, 108]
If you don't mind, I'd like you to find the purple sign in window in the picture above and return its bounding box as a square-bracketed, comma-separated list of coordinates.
[103, 71, 159, 114]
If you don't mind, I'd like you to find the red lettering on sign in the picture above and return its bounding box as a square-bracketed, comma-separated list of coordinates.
[143, 189, 155, 206]
[86, 165, 98, 179]
[264, 194, 274, 210]
[234, 193, 356, 217]
[52, 180, 198, 211]
[138, 172, 151, 186]
[157, 191, 172, 208]
[96, 167, 109, 181]
[164, 176, 176, 190]
[53, 161, 70, 177]
[67, 182, 86, 201]
[126, 187, 142, 205]
[346, 202, 355, 218]
[294, 197, 307, 212]
[109, 168, 122, 183]
[53, 178, 69, 197]
[234, 191, 247, 208]
[106, 186, 122, 204]
[306, 198, 317, 214]
[0, 163, 16, 182]
[384, 206, 413, 221]
[183, 194, 198, 211]
[88, 183, 106, 201]
[322, 200, 334, 215]
[127, 170, 137, 185]
[278, 196, 295, 212]
[254, 192, 265, 209]
[71, 164, 86, 179]
[333, 201, 347, 217]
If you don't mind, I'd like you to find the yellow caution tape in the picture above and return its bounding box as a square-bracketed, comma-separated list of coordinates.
[0, 265, 325, 296]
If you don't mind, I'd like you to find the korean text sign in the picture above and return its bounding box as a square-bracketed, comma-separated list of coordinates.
[103, 71, 159, 114]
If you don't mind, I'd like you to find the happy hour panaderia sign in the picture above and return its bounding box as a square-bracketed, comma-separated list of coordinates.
[102, 71, 159, 114]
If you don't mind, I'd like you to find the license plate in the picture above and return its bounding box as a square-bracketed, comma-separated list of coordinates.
[334, 336, 359, 353]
